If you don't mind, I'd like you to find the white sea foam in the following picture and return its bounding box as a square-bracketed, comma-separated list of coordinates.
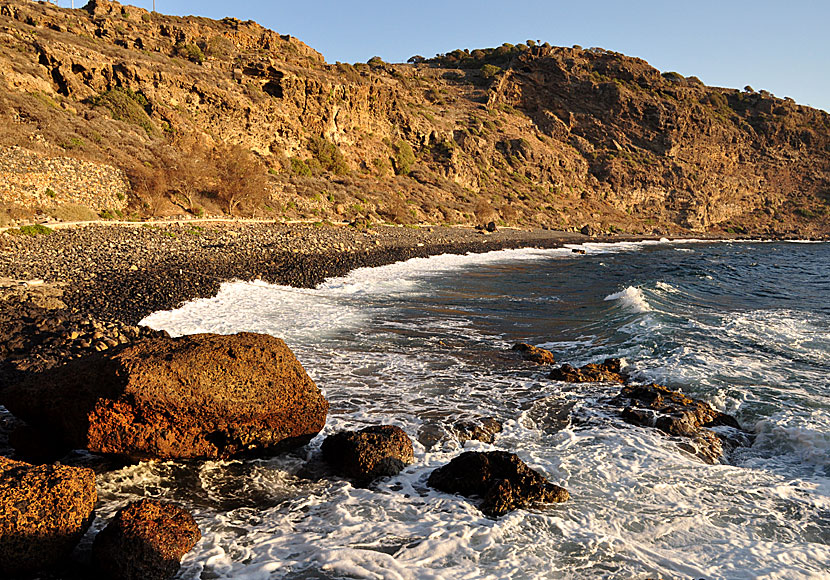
[603, 286, 652, 312]
[131, 241, 830, 579]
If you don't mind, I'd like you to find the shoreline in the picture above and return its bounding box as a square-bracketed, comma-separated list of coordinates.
[4, 220, 824, 326]
[0, 222, 620, 325]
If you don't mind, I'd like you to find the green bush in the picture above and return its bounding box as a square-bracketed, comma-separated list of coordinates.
[88, 88, 155, 137]
[480, 63, 502, 80]
[290, 157, 312, 176]
[10, 224, 54, 236]
[308, 137, 349, 175]
[393, 139, 415, 176]
[175, 42, 205, 64]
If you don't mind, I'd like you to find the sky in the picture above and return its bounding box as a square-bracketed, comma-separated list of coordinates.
[53, 0, 829, 112]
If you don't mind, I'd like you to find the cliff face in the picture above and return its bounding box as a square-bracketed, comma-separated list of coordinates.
[1, 0, 828, 235]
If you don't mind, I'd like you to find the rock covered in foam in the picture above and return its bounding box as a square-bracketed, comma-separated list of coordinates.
[549, 358, 626, 383]
[92, 499, 200, 580]
[427, 450, 569, 517]
[615, 383, 748, 463]
[0, 456, 96, 576]
[322, 425, 414, 483]
[1, 332, 328, 460]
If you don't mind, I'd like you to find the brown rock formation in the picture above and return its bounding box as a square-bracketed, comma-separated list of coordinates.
[0, 456, 96, 576]
[427, 450, 569, 517]
[549, 358, 626, 383]
[321, 425, 414, 483]
[91, 499, 201, 580]
[1, 332, 328, 460]
[511, 343, 556, 365]
[0, 0, 828, 234]
[615, 383, 747, 463]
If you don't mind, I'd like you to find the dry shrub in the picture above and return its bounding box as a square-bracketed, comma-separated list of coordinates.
[127, 161, 170, 216]
[211, 144, 268, 216]
[46, 203, 99, 222]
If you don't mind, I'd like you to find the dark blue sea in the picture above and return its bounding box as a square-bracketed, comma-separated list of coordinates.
[137, 240, 830, 579]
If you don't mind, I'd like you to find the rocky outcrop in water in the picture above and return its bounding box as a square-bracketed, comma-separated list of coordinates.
[511, 343, 556, 365]
[91, 499, 201, 580]
[321, 425, 414, 484]
[427, 450, 569, 517]
[0, 456, 96, 576]
[1, 332, 328, 460]
[615, 383, 749, 463]
[549, 358, 626, 383]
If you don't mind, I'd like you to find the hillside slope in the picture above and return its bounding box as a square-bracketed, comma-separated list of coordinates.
[1, 0, 828, 236]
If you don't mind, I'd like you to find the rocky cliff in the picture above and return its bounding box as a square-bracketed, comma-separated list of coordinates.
[1, 0, 828, 235]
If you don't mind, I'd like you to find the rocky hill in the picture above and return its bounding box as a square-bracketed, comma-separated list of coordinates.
[1, 0, 828, 236]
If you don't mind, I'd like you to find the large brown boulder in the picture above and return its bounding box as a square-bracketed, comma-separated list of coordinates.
[427, 451, 569, 517]
[549, 358, 626, 383]
[321, 425, 414, 484]
[616, 383, 748, 463]
[1, 332, 328, 460]
[92, 499, 201, 580]
[0, 456, 96, 576]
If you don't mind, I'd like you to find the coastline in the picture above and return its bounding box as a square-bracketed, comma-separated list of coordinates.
[0, 222, 616, 325]
[2, 220, 826, 325]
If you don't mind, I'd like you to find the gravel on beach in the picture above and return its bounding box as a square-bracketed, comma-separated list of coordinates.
[0, 222, 592, 325]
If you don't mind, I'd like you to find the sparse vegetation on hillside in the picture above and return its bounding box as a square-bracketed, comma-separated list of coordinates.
[0, 0, 827, 236]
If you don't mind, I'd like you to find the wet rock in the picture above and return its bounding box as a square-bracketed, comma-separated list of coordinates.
[0, 456, 96, 576]
[321, 425, 414, 483]
[452, 417, 503, 444]
[485, 221, 498, 233]
[615, 383, 748, 463]
[549, 358, 626, 383]
[1, 332, 329, 460]
[427, 450, 569, 517]
[92, 499, 201, 580]
[511, 343, 556, 365]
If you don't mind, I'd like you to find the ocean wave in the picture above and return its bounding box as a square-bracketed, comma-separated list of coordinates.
[604, 286, 652, 313]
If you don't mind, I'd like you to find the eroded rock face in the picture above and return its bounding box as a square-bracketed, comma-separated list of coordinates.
[615, 383, 748, 463]
[321, 425, 414, 483]
[1, 332, 328, 460]
[549, 358, 626, 383]
[0, 456, 96, 576]
[427, 451, 569, 517]
[511, 343, 556, 365]
[92, 499, 201, 580]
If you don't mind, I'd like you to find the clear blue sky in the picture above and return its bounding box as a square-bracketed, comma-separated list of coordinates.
[56, 1, 829, 112]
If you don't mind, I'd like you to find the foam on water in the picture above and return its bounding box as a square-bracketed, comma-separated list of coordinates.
[603, 286, 652, 313]
[130, 241, 830, 579]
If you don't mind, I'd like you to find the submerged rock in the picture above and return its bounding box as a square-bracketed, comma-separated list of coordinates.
[511, 343, 556, 365]
[0, 456, 96, 576]
[427, 450, 569, 517]
[417, 415, 504, 450]
[452, 416, 504, 444]
[549, 358, 626, 383]
[615, 383, 748, 463]
[92, 499, 201, 580]
[1, 332, 328, 460]
[322, 425, 414, 483]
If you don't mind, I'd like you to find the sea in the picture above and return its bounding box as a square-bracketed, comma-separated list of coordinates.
[132, 240, 830, 579]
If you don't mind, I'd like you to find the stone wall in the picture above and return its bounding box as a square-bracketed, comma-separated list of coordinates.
[0, 147, 129, 212]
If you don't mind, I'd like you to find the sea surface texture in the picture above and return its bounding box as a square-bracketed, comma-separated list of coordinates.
[139, 240, 830, 580]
